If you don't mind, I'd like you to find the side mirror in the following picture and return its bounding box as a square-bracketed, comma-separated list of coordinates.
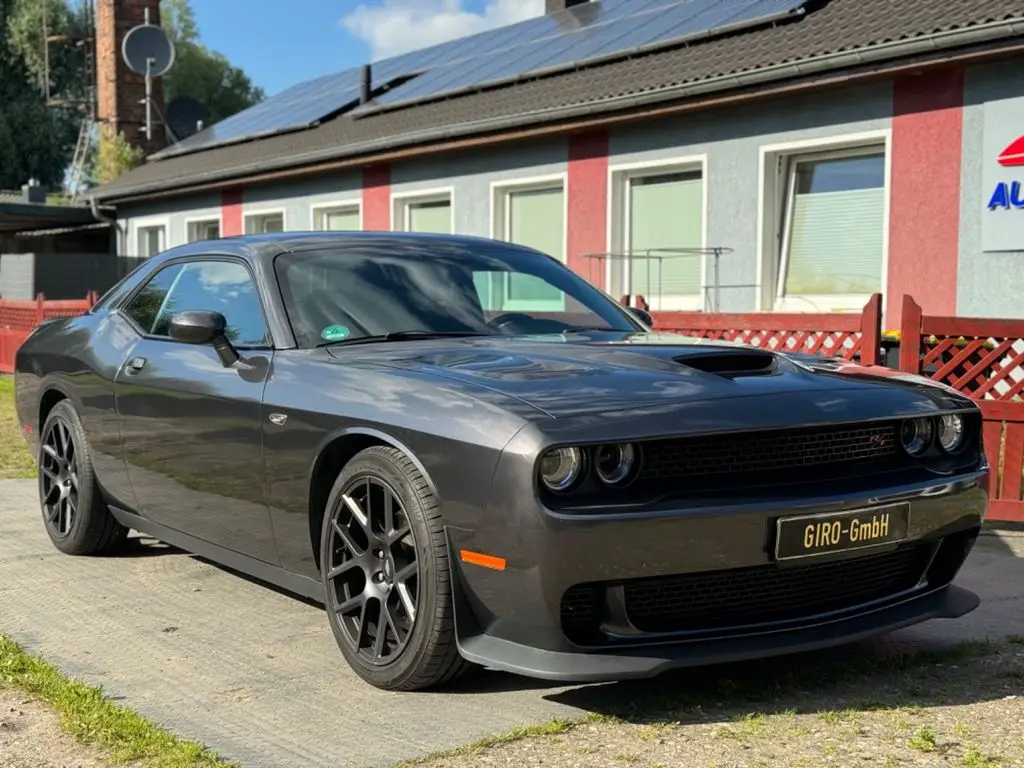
[627, 306, 653, 328]
[168, 310, 240, 367]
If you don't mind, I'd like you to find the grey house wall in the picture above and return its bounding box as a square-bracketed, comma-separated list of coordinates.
[113, 65, 1022, 319]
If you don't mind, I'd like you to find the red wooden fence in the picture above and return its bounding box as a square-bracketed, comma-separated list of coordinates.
[0, 293, 96, 374]
[898, 295, 1024, 523]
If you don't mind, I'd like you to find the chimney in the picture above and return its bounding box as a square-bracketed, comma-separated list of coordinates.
[95, 0, 166, 157]
[545, 0, 590, 12]
[21, 179, 46, 205]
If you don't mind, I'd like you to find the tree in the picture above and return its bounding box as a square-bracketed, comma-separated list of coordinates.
[0, 0, 79, 189]
[160, 0, 265, 129]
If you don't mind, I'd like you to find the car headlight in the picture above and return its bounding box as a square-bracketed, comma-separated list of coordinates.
[539, 447, 585, 492]
[594, 443, 641, 487]
[937, 414, 965, 453]
[900, 417, 934, 456]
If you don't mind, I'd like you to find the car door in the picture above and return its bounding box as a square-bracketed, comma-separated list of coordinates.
[113, 256, 279, 564]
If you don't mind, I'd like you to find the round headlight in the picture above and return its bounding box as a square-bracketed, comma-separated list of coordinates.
[900, 417, 934, 456]
[594, 443, 641, 487]
[539, 447, 585, 492]
[937, 414, 965, 453]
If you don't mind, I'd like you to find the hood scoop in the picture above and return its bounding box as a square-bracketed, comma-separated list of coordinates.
[674, 349, 778, 378]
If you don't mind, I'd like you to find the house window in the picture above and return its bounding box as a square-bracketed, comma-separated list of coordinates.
[314, 205, 360, 231]
[396, 194, 452, 234]
[136, 225, 165, 257]
[623, 170, 703, 310]
[775, 147, 886, 310]
[187, 219, 220, 242]
[244, 212, 284, 234]
[490, 181, 565, 311]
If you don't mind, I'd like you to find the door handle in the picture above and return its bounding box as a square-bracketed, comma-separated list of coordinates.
[125, 356, 147, 374]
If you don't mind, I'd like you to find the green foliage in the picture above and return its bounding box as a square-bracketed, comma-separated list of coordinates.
[94, 127, 145, 184]
[0, 0, 79, 189]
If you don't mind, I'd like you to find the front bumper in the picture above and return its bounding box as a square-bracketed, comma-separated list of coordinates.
[445, 469, 987, 683]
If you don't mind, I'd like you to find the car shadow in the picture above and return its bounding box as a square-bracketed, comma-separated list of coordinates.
[107, 534, 185, 558]
[532, 635, 1021, 725]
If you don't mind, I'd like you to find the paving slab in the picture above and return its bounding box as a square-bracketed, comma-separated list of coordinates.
[1, 478, 1022, 768]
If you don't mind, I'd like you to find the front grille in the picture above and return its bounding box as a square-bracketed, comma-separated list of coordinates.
[623, 543, 931, 634]
[638, 422, 901, 489]
[560, 542, 937, 645]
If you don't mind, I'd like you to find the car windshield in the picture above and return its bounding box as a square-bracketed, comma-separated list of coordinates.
[273, 239, 641, 348]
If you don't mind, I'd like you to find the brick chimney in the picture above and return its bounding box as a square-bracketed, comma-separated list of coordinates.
[95, 0, 166, 157]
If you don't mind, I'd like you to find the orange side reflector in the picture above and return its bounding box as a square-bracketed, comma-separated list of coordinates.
[460, 549, 506, 571]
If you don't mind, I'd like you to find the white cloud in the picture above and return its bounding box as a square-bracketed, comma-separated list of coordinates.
[342, 0, 546, 61]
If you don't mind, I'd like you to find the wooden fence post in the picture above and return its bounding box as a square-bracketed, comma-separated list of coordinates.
[859, 293, 882, 366]
[34, 293, 44, 326]
[898, 294, 923, 374]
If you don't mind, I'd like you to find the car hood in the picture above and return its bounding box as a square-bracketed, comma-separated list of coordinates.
[329, 331, 969, 419]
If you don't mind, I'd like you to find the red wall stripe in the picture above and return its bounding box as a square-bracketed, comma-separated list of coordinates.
[887, 66, 965, 326]
[362, 163, 392, 231]
[567, 130, 610, 289]
[221, 187, 243, 236]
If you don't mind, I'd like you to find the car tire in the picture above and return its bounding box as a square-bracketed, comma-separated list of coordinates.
[319, 445, 474, 691]
[38, 400, 129, 556]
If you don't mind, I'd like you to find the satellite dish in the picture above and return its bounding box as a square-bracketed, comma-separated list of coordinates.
[166, 96, 209, 141]
[122, 23, 175, 76]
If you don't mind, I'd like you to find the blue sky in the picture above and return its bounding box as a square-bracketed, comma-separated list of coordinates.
[189, 0, 545, 96]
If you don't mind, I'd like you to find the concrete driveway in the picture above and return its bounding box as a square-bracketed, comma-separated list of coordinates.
[1, 478, 1022, 768]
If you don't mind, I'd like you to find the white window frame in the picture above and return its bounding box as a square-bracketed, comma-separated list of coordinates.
[607, 155, 708, 312]
[489, 173, 569, 312]
[756, 130, 891, 313]
[183, 214, 222, 243]
[310, 200, 362, 231]
[391, 187, 454, 232]
[243, 207, 287, 235]
[130, 215, 170, 258]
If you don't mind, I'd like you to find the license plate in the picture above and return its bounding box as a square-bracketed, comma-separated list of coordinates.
[774, 504, 911, 561]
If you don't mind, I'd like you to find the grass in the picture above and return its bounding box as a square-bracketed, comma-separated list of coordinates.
[0, 374, 37, 478]
[0, 635, 237, 767]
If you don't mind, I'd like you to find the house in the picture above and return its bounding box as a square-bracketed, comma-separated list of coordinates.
[86, 0, 1024, 324]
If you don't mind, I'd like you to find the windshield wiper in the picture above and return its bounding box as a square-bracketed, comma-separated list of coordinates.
[318, 330, 492, 348]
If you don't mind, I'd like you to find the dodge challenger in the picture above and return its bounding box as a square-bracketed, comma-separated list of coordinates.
[13, 232, 988, 691]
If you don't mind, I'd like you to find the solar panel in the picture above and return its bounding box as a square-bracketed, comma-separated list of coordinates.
[362, 0, 807, 113]
[154, 0, 808, 159]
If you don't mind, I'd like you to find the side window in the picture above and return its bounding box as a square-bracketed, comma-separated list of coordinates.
[151, 260, 270, 346]
[123, 264, 185, 333]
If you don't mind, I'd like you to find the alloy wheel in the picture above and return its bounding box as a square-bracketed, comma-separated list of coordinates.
[40, 418, 78, 537]
[325, 475, 419, 665]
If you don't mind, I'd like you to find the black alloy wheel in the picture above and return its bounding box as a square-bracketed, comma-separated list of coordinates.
[325, 474, 419, 664]
[320, 446, 473, 690]
[40, 416, 78, 538]
[37, 400, 128, 556]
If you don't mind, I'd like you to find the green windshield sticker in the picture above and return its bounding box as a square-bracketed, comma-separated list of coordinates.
[320, 325, 350, 342]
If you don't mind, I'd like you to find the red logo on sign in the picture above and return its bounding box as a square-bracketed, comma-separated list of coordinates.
[998, 135, 1024, 166]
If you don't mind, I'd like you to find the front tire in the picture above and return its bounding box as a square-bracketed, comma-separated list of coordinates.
[38, 400, 128, 556]
[319, 445, 473, 691]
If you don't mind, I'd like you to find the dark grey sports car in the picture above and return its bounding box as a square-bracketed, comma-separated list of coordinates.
[14, 232, 988, 691]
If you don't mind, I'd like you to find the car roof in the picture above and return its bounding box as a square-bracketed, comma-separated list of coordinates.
[150, 230, 538, 270]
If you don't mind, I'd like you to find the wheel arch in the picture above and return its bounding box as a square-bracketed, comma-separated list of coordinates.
[306, 426, 440, 571]
[38, 381, 73, 431]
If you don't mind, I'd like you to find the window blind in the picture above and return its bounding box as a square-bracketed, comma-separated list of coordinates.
[507, 187, 564, 304]
[407, 200, 451, 233]
[628, 173, 702, 299]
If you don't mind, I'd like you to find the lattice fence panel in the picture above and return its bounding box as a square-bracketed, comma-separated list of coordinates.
[921, 335, 1024, 401]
